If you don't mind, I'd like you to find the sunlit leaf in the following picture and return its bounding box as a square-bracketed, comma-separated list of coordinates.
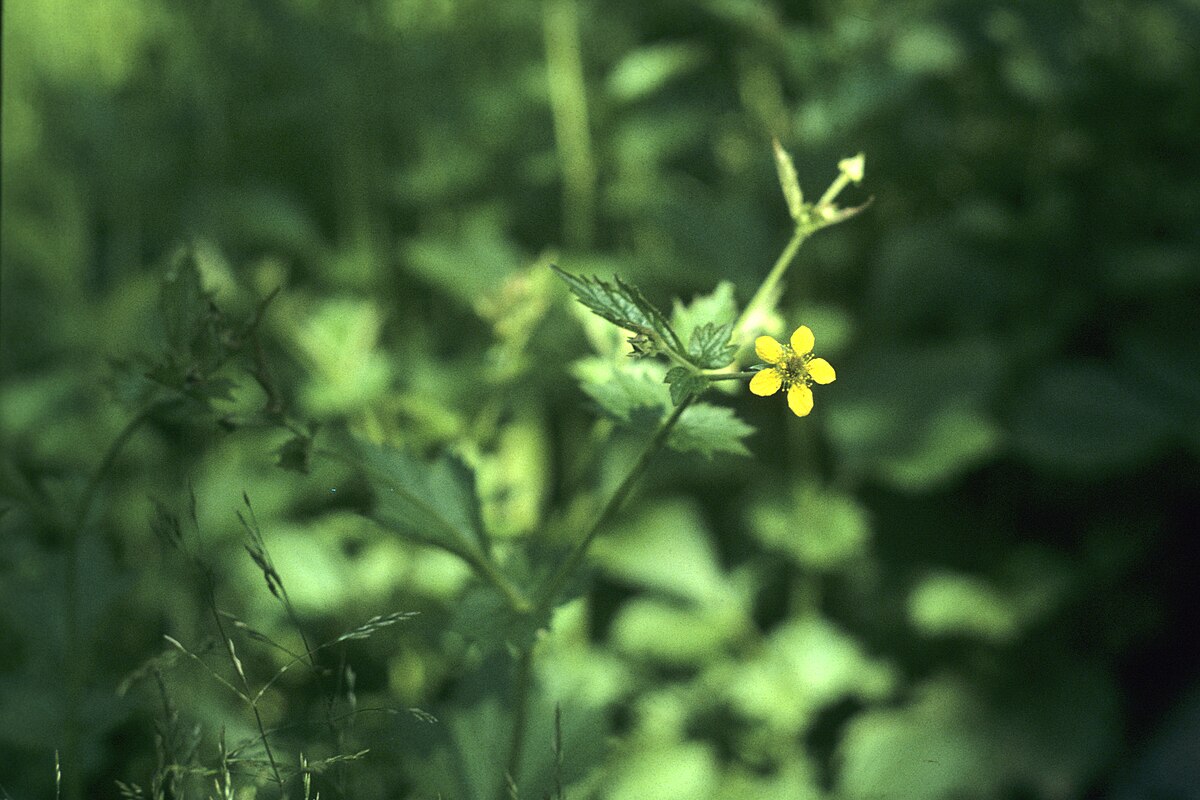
[685, 322, 738, 369]
[907, 572, 1021, 643]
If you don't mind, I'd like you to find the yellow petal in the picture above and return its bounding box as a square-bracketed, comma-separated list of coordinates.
[790, 325, 815, 355]
[787, 384, 814, 417]
[807, 357, 836, 384]
[755, 335, 785, 364]
[749, 368, 783, 396]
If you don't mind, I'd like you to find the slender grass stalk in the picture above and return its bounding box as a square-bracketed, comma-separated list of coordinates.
[204, 575, 288, 796]
[500, 647, 535, 800]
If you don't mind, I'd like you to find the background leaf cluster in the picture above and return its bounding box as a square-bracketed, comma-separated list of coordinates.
[3, 1, 1200, 799]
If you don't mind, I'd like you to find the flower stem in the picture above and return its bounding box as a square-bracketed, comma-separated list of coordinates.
[705, 371, 759, 382]
[498, 397, 693, 800]
[535, 396, 694, 613]
[733, 226, 810, 344]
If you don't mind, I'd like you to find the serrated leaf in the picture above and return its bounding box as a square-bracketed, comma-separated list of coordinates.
[672, 282, 738, 347]
[664, 366, 708, 405]
[574, 359, 668, 421]
[574, 358, 752, 457]
[773, 139, 804, 221]
[671, 403, 754, 458]
[686, 322, 738, 369]
[338, 436, 490, 558]
[552, 265, 683, 352]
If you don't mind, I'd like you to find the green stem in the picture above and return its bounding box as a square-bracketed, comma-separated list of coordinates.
[816, 172, 853, 210]
[64, 403, 161, 800]
[544, 0, 597, 250]
[535, 396, 693, 617]
[705, 371, 759, 382]
[498, 647, 535, 800]
[461, 547, 533, 614]
[499, 398, 692, 800]
[733, 226, 810, 344]
[75, 405, 159, 528]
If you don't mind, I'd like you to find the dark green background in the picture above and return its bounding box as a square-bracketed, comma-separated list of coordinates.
[3, 1, 1199, 798]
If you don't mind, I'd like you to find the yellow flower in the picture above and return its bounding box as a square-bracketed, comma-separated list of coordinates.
[749, 325, 836, 417]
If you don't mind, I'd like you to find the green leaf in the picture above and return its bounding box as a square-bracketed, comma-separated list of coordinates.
[728, 617, 895, 734]
[574, 358, 753, 457]
[607, 43, 707, 103]
[574, 359, 667, 421]
[671, 402, 753, 458]
[591, 500, 729, 606]
[276, 431, 314, 475]
[907, 572, 1021, 643]
[826, 340, 1004, 490]
[773, 139, 804, 221]
[609, 742, 719, 800]
[552, 265, 683, 353]
[686, 321, 738, 368]
[611, 598, 740, 665]
[837, 678, 998, 800]
[748, 482, 871, 571]
[672, 281, 738, 347]
[159, 246, 211, 355]
[664, 366, 708, 405]
[1009, 362, 1174, 476]
[337, 435, 489, 558]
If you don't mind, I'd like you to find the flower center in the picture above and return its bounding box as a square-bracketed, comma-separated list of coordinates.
[776, 346, 813, 387]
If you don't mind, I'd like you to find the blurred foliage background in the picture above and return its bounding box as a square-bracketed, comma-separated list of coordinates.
[3, 0, 1200, 798]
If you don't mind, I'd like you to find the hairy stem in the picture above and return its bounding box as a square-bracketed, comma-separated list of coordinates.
[705, 371, 760, 382]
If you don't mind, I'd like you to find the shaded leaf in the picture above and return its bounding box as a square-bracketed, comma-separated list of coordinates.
[1009, 362, 1174, 476]
[664, 366, 708, 406]
[552, 265, 683, 353]
[336, 435, 490, 559]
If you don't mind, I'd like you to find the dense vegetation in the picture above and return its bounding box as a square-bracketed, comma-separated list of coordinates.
[3, 1, 1199, 798]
